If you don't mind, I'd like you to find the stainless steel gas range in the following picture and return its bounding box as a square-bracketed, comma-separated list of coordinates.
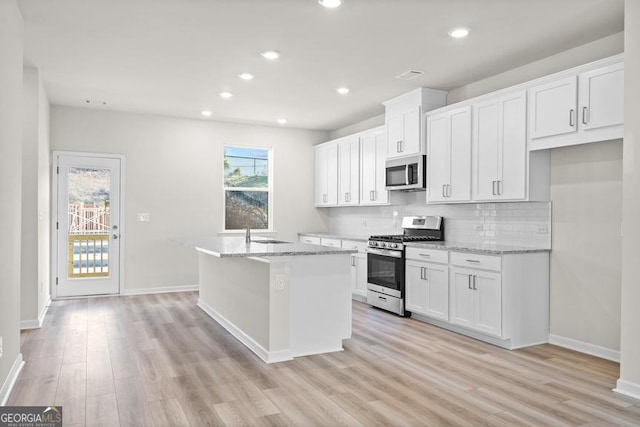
[366, 216, 444, 316]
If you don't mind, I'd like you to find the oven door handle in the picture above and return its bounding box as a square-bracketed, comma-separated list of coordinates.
[366, 248, 403, 258]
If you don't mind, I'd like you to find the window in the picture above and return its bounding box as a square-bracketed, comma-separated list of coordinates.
[223, 146, 272, 230]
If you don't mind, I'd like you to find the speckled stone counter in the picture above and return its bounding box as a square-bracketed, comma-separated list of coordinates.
[298, 232, 369, 242]
[405, 241, 551, 255]
[175, 236, 357, 258]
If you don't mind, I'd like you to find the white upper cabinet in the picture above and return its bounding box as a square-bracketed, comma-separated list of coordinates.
[338, 136, 360, 206]
[360, 127, 389, 205]
[315, 142, 338, 206]
[528, 59, 624, 150]
[383, 88, 447, 159]
[426, 106, 472, 203]
[473, 91, 527, 201]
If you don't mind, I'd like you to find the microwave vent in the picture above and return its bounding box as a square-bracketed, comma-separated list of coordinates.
[395, 70, 424, 80]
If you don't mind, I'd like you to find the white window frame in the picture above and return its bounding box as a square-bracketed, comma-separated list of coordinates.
[222, 145, 274, 232]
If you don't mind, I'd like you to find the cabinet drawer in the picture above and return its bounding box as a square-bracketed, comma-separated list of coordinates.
[320, 238, 342, 248]
[405, 247, 448, 264]
[450, 251, 501, 271]
[341, 239, 367, 253]
[299, 235, 321, 245]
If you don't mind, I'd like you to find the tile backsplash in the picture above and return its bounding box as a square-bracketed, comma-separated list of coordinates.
[327, 192, 551, 249]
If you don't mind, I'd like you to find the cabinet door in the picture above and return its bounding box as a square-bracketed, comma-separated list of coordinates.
[450, 268, 476, 329]
[448, 107, 472, 202]
[386, 114, 404, 158]
[338, 137, 359, 205]
[424, 263, 449, 321]
[474, 271, 502, 337]
[405, 261, 427, 315]
[315, 146, 328, 206]
[402, 107, 421, 156]
[326, 143, 339, 205]
[528, 75, 578, 139]
[355, 253, 368, 297]
[360, 131, 388, 205]
[579, 62, 624, 132]
[426, 113, 450, 203]
[498, 92, 526, 200]
[473, 100, 500, 200]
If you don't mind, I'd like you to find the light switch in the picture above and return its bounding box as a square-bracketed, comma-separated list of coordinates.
[137, 213, 150, 222]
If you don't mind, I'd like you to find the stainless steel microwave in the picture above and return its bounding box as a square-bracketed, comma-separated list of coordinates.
[385, 155, 426, 191]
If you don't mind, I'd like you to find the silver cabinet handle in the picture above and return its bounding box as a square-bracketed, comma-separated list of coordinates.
[468, 274, 472, 289]
[419, 253, 431, 258]
[582, 106, 588, 124]
[397, 141, 402, 153]
[447, 184, 451, 198]
[420, 267, 424, 280]
[497, 180, 502, 196]
[442, 184, 446, 198]
[351, 255, 356, 267]
[569, 109, 575, 127]
[473, 275, 478, 290]
[492, 181, 496, 196]
[372, 190, 376, 201]
[466, 259, 480, 263]
[369, 190, 373, 201]
[405, 166, 410, 185]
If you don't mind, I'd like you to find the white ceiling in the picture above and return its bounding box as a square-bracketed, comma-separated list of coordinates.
[18, 0, 624, 131]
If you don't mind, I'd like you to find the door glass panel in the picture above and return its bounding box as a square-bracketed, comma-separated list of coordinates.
[67, 167, 111, 279]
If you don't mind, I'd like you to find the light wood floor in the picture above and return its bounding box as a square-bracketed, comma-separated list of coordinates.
[8, 292, 640, 426]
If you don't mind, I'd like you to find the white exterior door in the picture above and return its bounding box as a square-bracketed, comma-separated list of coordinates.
[54, 153, 123, 297]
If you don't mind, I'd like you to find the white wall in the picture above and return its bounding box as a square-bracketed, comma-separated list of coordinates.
[618, 0, 640, 399]
[50, 107, 329, 292]
[21, 67, 50, 327]
[0, 0, 23, 402]
[549, 141, 622, 352]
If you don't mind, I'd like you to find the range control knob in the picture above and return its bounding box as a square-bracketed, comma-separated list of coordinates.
[379, 242, 387, 248]
[369, 241, 377, 247]
[389, 243, 397, 249]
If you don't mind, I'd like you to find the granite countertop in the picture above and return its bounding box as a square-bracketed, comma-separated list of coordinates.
[174, 236, 357, 258]
[405, 241, 551, 255]
[298, 232, 369, 242]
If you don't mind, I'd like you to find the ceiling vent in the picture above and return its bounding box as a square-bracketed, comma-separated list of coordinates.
[395, 70, 424, 80]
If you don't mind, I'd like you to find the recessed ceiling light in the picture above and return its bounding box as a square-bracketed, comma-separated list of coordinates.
[219, 92, 233, 99]
[261, 50, 281, 60]
[448, 28, 470, 38]
[319, 0, 343, 8]
[336, 87, 350, 95]
[238, 73, 254, 80]
[201, 110, 212, 116]
[277, 118, 288, 125]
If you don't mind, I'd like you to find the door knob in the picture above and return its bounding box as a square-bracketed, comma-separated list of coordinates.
[112, 234, 119, 240]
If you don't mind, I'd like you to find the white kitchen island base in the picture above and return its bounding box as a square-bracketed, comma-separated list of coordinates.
[196, 251, 352, 363]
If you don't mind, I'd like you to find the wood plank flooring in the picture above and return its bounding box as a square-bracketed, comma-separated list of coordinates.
[8, 292, 640, 426]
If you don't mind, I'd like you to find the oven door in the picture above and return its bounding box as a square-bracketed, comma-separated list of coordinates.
[366, 248, 404, 298]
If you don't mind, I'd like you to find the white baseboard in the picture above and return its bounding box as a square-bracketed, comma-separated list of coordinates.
[197, 298, 292, 364]
[0, 353, 24, 406]
[548, 334, 620, 362]
[122, 284, 198, 296]
[20, 298, 52, 330]
[614, 379, 640, 400]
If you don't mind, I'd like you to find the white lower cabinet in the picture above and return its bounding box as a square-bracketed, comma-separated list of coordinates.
[340, 239, 368, 300]
[407, 246, 549, 349]
[406, 260, 449, 321]
[450, 267, 501, 337]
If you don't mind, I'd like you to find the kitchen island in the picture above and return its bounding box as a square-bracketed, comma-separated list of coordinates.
[176, 236, 357, 363]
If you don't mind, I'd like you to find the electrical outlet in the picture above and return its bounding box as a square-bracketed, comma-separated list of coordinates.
[137, 213, 150, 222]
[536, 225, 549, 234]
[0, 336, 3, 359]
[474, 224, 483, 231]
[274, 275, 286, 291]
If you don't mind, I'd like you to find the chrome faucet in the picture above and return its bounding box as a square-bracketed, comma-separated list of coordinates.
[245, 227, 251, 243]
